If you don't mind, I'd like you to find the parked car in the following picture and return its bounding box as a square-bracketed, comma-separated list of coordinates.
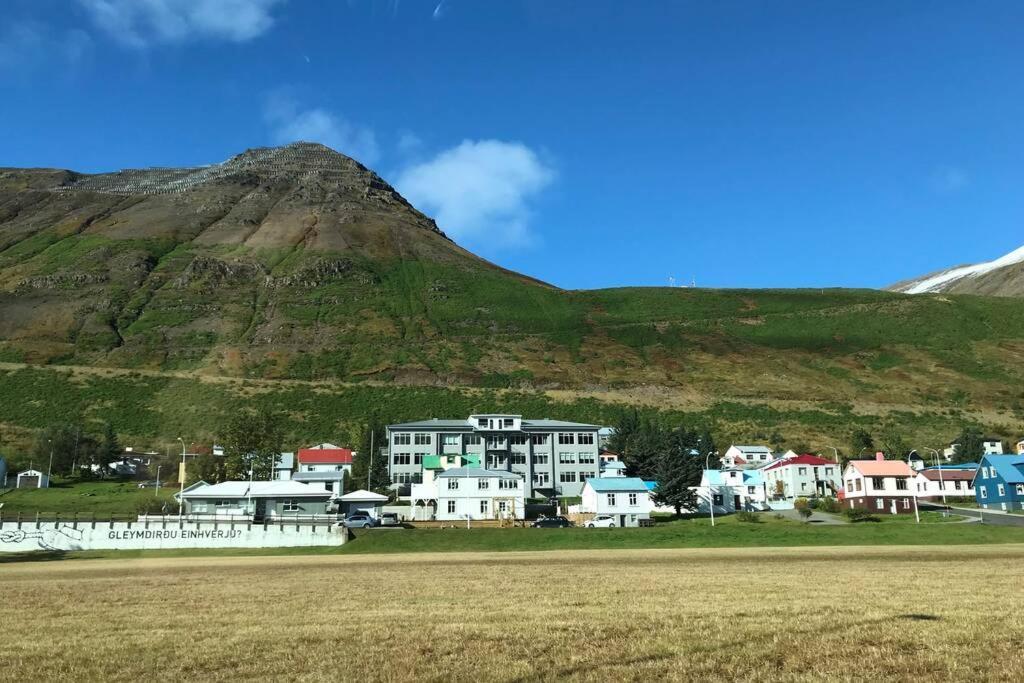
[585, 515, 617, 528]
[343, 513, 379, 529]
[531, 516, 574, 528]
[379, 512, 400, 526]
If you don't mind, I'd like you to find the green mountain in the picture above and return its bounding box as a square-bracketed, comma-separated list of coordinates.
[2, 143, 1023, 451]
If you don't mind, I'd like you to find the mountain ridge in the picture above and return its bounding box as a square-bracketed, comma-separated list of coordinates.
[889, 244, 1024, 297]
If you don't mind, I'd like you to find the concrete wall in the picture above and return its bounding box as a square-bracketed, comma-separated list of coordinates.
[0, 519, 347, 553]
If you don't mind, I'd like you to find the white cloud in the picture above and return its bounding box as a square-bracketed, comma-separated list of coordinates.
[264, 96, 381, 166]
[77, 0, 285, 47]
[395, 140, 555, 247]
[0, 22, 92, 70]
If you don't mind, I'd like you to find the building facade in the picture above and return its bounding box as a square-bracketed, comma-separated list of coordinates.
[177, 480, 333, 520]
[842, 455, 917, 514]
[913, 464, 977, 501]
[697, 468, 768, 512]
[721, 445, 773, 469]
[411, 467, 526, 521]
[762, 455, 842, 502]
[387, 415, 602, 497]
[973, 455, 1024, 511]
[581, 478, 653, 526]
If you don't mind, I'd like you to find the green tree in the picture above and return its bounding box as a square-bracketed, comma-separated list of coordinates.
[194, 452, 224, 484]
[879, 425, 910, 461]
[350, 417, 389, 493]
[99, 422, 121, 464]
[849, 429, 874, 459]
[952, 427, 986, 464]
[35, 424, 83, 477]
[222, 408, 286, 480]
[651, 424, 715, 514]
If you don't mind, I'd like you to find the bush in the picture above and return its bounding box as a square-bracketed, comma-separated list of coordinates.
[793, 497, 810, 511]
[135, 497, 173, 515]
[843, 507, 880, 523]
[735, 511, 761, 523]
[816, 496, 840, 513]
[797, 507, 814, 522]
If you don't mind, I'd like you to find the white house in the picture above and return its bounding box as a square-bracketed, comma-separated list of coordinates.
[762, 455, 841, 502]
[1016, 439, 1024, 455]
[943, 439, 1003, 459]
[581, 478, 653, 526]
[411, 467, 526, 521]
[274, 452, 295, 481]
[721, 445, 773, 469]
[913, 465, 977, 501]
[177, 480, 333, 520]
[15, 469, 49, 489]
[599, 460, 627, 478]
[842, 454, 917, 514]
[693, 468, 768, 514]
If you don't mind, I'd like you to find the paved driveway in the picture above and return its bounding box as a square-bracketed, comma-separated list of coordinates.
[922, 503, 1024, 527]
[769, 508, 847, 525]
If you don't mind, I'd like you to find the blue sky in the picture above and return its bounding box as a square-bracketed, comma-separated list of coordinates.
[2, 1, 1021, 290]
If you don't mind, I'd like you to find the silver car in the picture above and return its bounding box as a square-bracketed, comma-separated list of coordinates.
[343, 513, 378, 529]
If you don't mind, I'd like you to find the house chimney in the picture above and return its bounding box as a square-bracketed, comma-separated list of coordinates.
[875, 452, 885, 462]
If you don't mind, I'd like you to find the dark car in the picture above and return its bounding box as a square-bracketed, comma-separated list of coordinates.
[531, 516, 574, 528]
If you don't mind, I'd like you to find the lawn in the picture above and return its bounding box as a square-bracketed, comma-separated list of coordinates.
[0, 479, 177, 517]
[2, 545, 1023, 681]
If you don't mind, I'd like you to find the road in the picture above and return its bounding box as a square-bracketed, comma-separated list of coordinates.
[920, 502, 1024, 527]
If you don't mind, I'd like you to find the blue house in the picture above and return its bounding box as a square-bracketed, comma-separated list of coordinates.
[973, 455, 1024, 511]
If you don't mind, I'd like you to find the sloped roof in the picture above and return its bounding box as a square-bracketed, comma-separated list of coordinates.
[920, 469, 975, 482]
[436, 467, 522, 480]
[339, 489, 389, 502]
[180, 480, 332, 499]
[981, 455, 1024, 484]
[704, 469, 763, 486]
[291, 471, 345, 482]
[297, 448, 353, 465]
[601, 461, 627, 470]
[848, 459, 915, 477]
[731, 445, 772, 454]
[586, 477, 649, 492]
[762, 454, 836, 471]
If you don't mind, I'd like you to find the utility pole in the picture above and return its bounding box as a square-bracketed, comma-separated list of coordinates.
[706, 451, 719, 527]
[926, 448, 947, 509]
[177, 437, 187, 516]
[368, 428, 375, 492]
[46, 439, 54, 486]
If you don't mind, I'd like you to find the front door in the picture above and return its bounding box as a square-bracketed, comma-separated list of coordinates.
[734, 495, 742, 511]
[254, 498, 267, 522]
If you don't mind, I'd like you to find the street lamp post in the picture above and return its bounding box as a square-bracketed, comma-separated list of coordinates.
[177, 437, 187, 516]
[155, 465, 162, 498]
[925, 448, 947, 509]
[46, 439, 54, 486]
[706, 451, 719, 527]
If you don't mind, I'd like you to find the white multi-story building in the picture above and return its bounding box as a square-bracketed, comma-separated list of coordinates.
[762, 454, 841, 502]
[580, 478, 653, 527]
[410, 467, 526, 521]
[387, 414, 603, 497]
[721, 445, 774, 469]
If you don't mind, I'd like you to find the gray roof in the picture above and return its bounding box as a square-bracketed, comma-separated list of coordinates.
[291, 471, 344, 482]
[436, 467, 523, 480]
[389, 418, 600, 430]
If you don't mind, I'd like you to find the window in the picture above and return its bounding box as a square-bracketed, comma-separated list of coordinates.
[480, 500, 488, 514]
[846, 481, 853, 493]
[559, 452, 576, 464]
[855, 479, 862, 492]
[465, 434, 481, 445]
[478, 479, 489, 490]
[192, 502, 209, 513]
[498, 501, 508, 513]
[712, 494, 723, 506]
[393, 454, 411, 466]
[578, 452, 595, 465]
[896, 478, 908, 491]
[414, 433, 431, 445]
[998, 484, 1006, 496]
[533, 472, 550, 485]
[477, 418, 492, 429]
[871, 477, 885, 490]
[558, 433, 575, 445]
[447, 500, 456, 514]
[533, 454, 549, 465]
[486, 436, 506, 448]
[607, 493, 617, 506]
[1016, 484, 1024, 495]
[531, 434, 549, 445]
[747, 486, 756, 495]
[559, 471, 577, 483]
[510, 434, 527, 445]
[825, 468, 833, 476]
[875, 499, 885, 510]
[955, 480, 963, 490]
[447, 479, 459, 490]
[629, 492, 638, 506]
[1001, 502, 1008, 511]
[798, 467, 807, 476]
[902, 498, 910, 509]
[510, 453, 527, 465]
[393, 433, 411, 445]
[499, 479, 519, 490]
[443, 434, 460, 446]
[414, 454, 424, 465]
[980, 486, 988, 499]
[282, 499, 299, 512]
[577, 433, 595, 445]
[486, 455, 507, 469]
[503, 418, 514, 428]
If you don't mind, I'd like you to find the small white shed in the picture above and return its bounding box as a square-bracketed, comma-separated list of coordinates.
[339, 490, 389, 518]
[16, 469, 49, 489]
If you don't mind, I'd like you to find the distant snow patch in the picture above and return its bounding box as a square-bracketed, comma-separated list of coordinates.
[901, 244, 1024, 294]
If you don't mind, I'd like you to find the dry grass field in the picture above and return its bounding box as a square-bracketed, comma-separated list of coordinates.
[3, 545, 1024, 682]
